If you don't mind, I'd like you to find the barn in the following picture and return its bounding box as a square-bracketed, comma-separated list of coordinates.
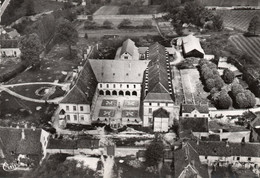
[180, 35, 205, 58]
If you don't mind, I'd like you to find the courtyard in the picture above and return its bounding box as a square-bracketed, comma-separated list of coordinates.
[92, 95, 141, 127]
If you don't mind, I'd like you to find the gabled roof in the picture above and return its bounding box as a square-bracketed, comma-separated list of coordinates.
[149, 42, 166, 57]
[145, 93, 173, 102]
[47, 138, 99, 149]
[182, 104, 209, 114]
[175, 142, 209, 178]
[61, 59, 98, 104]
[153, 108, 169, 118]
[0, 127, 43, 158]
[120, 39, 136, 56]
[191, 141, 260, 157]
[89, 59, 149, 83]
[182, 35, 205, 55]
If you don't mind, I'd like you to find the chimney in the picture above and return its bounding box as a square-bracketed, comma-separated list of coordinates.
[21, 129, 25, 140]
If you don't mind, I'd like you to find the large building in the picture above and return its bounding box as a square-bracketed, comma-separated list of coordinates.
[57, 40, 179, 131]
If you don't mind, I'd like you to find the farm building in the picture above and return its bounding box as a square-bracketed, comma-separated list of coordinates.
[178, 35, 205, 58]
[59, 60, 98, 125]
[0, 39, 21, 57]
[142, 42, 179, 130]
[181, 104, 209, 118]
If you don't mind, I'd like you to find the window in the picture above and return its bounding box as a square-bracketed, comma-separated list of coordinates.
[134, 85, 136, 88]
[100, 84, 102, 88]
[67, 115, 70, 120]
[127, 85, 129, 88]
[186, 114, 189, 117]
[66, 106, 69, 111]
[80, 106, 84, 111]
[74, 115, 77, 121]
[166, 103, 168, 106]
[124, 56, 128, 59]
[205, 156, 207, 159]
[149, 103, 152, 106]
[237, 157, 240, 161]
[126, 73, 128, 76]
[73, 106, 77, 111]
[80, 116, 84, 121]
[157, 103, 160, 106]
[248, 157, 251, 161]
[149, 108, 152, 114]
[120, 84, 122, 88]
[113, 84, 116, 88]
[107, 84, 109, 88]
[194, 114, 197, 117]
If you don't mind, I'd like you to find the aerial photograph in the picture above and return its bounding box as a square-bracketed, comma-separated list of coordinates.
[1, 0, 260, 177]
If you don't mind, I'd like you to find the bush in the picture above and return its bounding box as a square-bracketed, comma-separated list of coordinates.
[103, 20, 113, 29]
[118, 19, 132, 29]
[143, 20, 153, 28]
[84, 20, 99, 29]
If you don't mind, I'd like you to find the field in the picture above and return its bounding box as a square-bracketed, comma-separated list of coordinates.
[229, 34, 260, 60]
[198, 0, 259, 6]
[93, 6, 120, 15]
[216, 10, 260, 33]
[180, 69, 209, 105]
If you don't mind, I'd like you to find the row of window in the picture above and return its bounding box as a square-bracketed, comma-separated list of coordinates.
[66, 115, 85, 121]
[100, 84, 137, 89]
[205, 156, 251, 161]
[66, 106, 84, 112]
[149, 103, 169, 106]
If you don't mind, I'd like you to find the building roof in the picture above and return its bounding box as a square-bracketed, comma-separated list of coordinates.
[180, 117, 209, 132]
[148, 42, 166, 57]
[182, 104, 209, 114]
[0, 39, 19, 48]
[47, 138, 99, 149]
[175, 142, 209, 178]
[138, 47, 148, 54]
[197, 0, 260, 7]
[0, 127, 43, 158]
[89, 59, 149, 83]
[191, 141, 260, 157]
[120, 39, 136, 56]
[144, 93, 173, 102]
[153, 108, 170, 118]
[61, 60, 98, 104]
[182, 35, 205, 56]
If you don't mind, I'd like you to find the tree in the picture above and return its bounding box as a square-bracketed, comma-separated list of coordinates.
[216, 91, 232, 109]
[223, 69, 235, 84]
[214, 77, 224, 89]
[19, 33, 43, 69]
[54, 19, 78, 58]
[248, 16, 260, 36]
[25, 0, 35, 16]
[244, 90, 256, 108]
[236, 92, 249, 108]
[118, 19, 132, 28]
[212, 14, 223, 31]
[205, 78, 215, 91]
[231, 83, 244, 97]
[103, 20, 113, 29]
[145, 137, 164, 167]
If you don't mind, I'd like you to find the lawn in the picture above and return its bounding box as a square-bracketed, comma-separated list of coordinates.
[7, 44, 82, 84]
[0, 91, 52, 127]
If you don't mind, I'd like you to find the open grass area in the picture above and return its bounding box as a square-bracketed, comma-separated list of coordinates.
[93, 6, 120, 15]
[6, 44, 82, 84]
[0, 57, 21, 74]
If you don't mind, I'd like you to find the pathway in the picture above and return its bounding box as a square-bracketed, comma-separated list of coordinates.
[0, 0, 11, 21]
[3, 82, 67, 88]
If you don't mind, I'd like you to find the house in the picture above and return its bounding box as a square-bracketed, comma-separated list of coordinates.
[0, 127, 49, 166]
[116, 39, 139, 60]
[178, 35, 205, 58]
[191, 140, 260, 168]
[142, 42, 179, 130]
[249, 112, 260, 142]
[59, 59, 98, 125]
[0, 39, 21, 57]
[174, 141, 209, 178]
[46, 137, 101, 155]
[153, 108, 170, 132]
[181, 104, 209, 118]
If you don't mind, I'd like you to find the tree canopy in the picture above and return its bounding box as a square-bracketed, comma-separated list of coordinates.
[248, 16, 260, 36]
[19, 33, 43, 69]
[54, 19, 78, 57]
[216, 91, 232, 109]
[223, 69, 235, 84]
[145, 136, 164, 167]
